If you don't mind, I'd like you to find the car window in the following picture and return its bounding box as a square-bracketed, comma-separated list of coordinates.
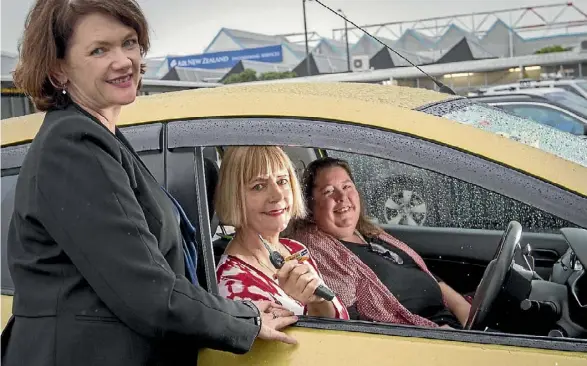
[325, 150, 577, 233]
[556, 84, 584, 97]
[498, 104, 586, 136]
[542, 91, 587, 117]
[575, 80, 587, 93]
[422, 100, 587, 167]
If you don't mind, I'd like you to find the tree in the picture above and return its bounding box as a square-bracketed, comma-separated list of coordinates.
[222, 69, 297, 84]
[222, 69, 258, 84]
[258, 71, 297, 81]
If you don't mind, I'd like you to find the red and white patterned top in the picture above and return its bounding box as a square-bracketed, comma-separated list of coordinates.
[216, 238, 349, 320]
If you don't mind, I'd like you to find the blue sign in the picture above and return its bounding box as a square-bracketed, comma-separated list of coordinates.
[167, 45, 283, 70]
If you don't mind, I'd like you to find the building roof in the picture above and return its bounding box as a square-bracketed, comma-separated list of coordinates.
[347, 19, 587, 59]
[253, 50, 587, 83]
[162, 67, 229, 83]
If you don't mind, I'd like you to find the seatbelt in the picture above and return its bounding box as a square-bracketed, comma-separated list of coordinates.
[161, 187, 198, 286]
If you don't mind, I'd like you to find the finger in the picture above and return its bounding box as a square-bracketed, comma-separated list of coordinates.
[292, 263, 311, 277]
[269, 329, 298, 345]
[271, 308, 295, 318]
[300, 277, 320, 300]
[286, 264, 310, 287]
[271, 315, 299, 330]
[276, 261, 298, 282]
[252, 300, 271, 312]
[266, 302, 292, 312]
[280, 264, 305, 289]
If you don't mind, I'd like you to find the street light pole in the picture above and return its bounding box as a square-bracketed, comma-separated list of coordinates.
[340, 10, 350, 72]
[302, 0, 311, 76]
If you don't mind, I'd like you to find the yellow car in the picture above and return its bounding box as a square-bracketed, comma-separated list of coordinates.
[2, 83, 586, 365]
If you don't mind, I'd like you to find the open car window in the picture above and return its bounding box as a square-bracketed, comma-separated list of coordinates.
[419, 100, 587, 168]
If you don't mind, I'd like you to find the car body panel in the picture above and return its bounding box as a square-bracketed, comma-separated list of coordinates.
[2, 83, 586, 196]
[1, 295, 12, 329]
[2, 83, 587, 363]
[198, 327, 587, 366]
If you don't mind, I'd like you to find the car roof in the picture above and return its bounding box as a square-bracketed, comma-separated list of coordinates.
[2, 82, 586, 196]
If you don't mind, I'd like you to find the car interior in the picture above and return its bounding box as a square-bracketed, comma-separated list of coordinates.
[187, 145, 587, 339]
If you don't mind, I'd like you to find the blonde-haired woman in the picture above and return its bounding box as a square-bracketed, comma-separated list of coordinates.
[215, 146, 349, 319]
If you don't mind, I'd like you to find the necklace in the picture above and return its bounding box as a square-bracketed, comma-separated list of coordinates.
[230, 236, 286, 277]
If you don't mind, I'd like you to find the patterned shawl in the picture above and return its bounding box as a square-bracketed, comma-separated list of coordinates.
[289, 224, 446, 328]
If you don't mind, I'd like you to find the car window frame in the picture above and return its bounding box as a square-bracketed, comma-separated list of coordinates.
[164, 116, 587, 352]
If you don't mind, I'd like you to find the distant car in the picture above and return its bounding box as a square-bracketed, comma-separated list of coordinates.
[471, 78, 587, 99]
[468, 91, 587, 136]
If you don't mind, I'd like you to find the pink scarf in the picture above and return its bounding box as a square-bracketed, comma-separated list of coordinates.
[289, 224, 446, 328]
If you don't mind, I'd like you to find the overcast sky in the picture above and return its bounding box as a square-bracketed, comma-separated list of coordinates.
[2, 0, 587, 58]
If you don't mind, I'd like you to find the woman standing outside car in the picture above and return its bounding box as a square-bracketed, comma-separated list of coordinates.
[2, 1, 297, 365]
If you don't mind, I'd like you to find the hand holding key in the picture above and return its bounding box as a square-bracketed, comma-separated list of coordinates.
[275, 260, 326, 306]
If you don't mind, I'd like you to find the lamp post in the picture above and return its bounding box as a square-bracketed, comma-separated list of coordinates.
[302, 0, 311, 76]
[337, 8, 351, 72]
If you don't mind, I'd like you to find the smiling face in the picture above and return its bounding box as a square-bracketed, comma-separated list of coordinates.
[244, 168, 294, 237]
[311, 166, 361, 240]
[56, 12, 142, 113]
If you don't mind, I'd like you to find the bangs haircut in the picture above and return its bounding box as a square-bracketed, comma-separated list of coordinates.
[215, 146, 306, 228]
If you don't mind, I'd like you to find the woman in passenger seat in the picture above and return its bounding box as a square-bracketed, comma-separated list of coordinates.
[288, 157, 471, 329]
[215, 146, 349, 320]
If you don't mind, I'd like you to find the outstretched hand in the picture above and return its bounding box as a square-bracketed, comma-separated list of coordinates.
[252, 301, 298, 345]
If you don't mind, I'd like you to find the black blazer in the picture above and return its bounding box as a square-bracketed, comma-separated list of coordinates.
[2, 104, 260, 366]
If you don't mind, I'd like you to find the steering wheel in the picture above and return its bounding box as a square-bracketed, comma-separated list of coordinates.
[465, 221, 522, 331]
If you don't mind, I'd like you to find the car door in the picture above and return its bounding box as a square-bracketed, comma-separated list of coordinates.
[0, 123, 164, 329]
[163, 115, 587, 364]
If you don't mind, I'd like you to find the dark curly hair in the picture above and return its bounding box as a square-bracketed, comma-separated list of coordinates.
[294, 156, 383, 238]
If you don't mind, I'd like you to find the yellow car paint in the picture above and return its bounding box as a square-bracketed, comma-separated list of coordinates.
[199, 327, 587, 366]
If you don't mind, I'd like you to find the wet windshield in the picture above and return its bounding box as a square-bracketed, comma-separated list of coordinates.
[427, 101, 587, 168]
[542, 91, 587, 117]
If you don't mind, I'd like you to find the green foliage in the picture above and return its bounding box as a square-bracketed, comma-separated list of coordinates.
[534, 45, 572, 54]
[222, 69, 297, 84]
[223, 69, 258, 84]
[258, 71, 297, 81]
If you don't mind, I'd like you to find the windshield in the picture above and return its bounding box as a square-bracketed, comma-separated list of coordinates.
[422, 100, 587, 168]
[542, 91, 587, 117]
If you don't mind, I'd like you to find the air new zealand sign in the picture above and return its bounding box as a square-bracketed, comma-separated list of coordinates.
[167, 45, 283, 70]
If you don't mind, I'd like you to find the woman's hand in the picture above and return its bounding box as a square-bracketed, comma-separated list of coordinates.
[275, 260, 324, 306]
[275, 261, 337, 318]
[252, 301, 298, 345]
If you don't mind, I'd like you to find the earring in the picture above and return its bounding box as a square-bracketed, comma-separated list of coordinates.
[62, 89, 67, 95]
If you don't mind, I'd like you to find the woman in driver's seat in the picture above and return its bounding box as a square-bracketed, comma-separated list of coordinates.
[288, 157, 471, 329]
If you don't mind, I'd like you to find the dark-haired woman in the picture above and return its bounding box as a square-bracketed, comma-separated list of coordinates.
[289, 157, 471, 329]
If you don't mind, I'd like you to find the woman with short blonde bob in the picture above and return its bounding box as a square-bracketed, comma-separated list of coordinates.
[215, 146, 349, 319]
